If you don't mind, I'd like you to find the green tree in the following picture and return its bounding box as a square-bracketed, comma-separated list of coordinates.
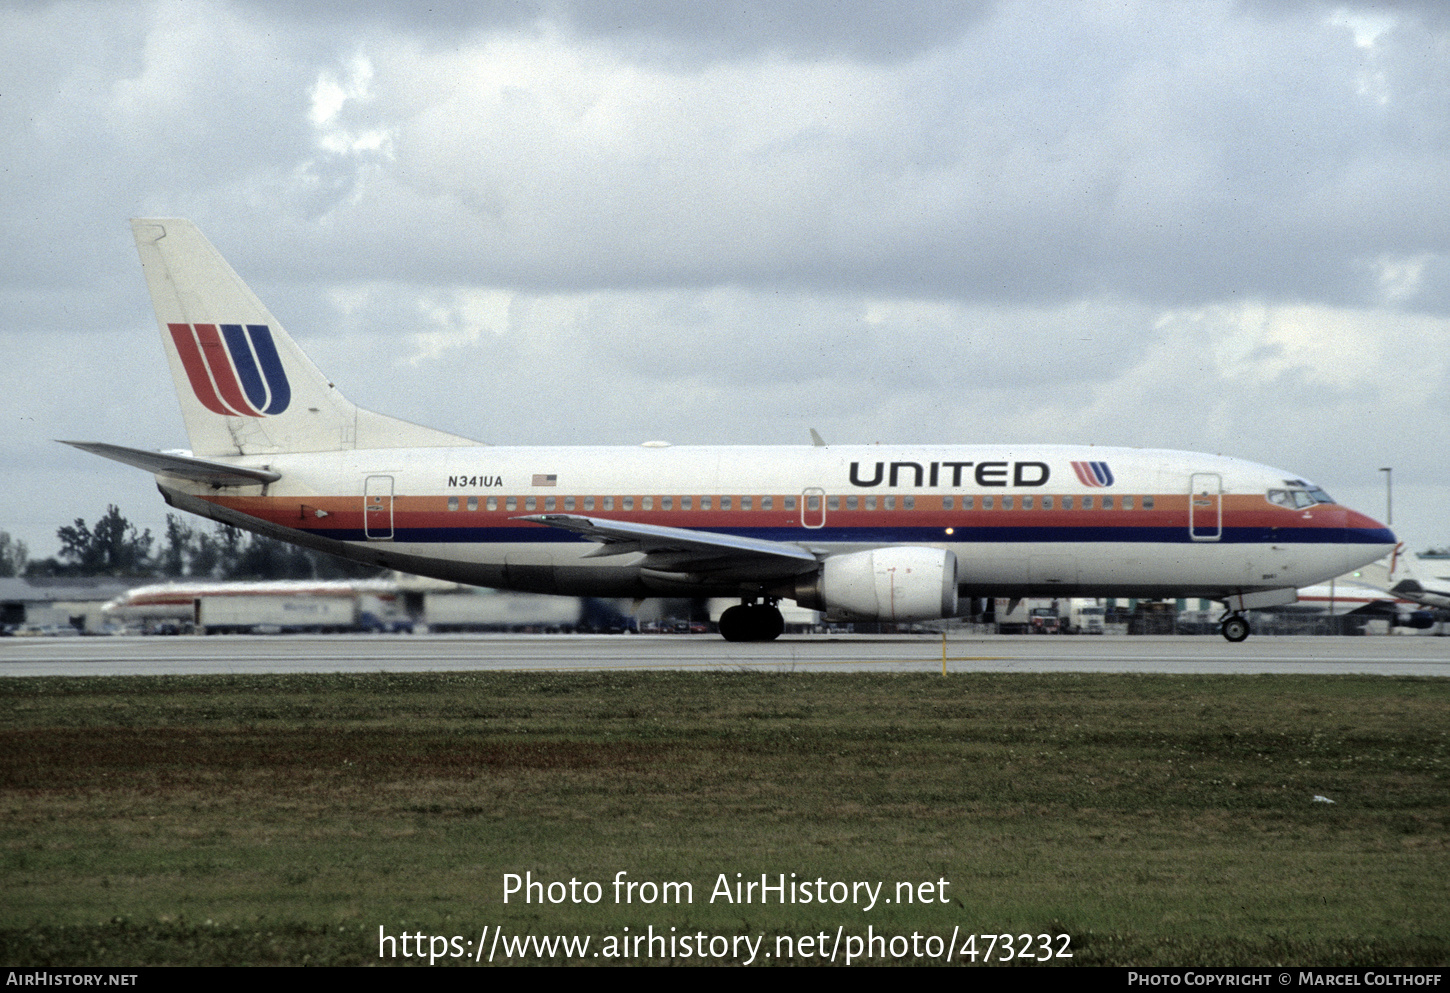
[229, 532, 313, 580]
[188, 526, 223, 578]
[55, 506, 154, 576]
[50, 510, 388, 582]
[0, 531, 27, 577]
[160, 514, 193, 577]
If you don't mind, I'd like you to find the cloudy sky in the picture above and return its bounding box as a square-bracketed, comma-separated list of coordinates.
[2, 0, 1447, 561]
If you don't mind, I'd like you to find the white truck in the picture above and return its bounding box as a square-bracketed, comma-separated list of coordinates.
[194, 593, 410, 634]
[1068, 599, 1106, 634]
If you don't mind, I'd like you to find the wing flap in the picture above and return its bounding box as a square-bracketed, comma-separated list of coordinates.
[517, 513, 818, 578]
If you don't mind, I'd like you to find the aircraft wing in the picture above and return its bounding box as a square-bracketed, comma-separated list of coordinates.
[517, 513, 819, 579]
[1363, 544, 1450, 612]
[61, 441, 281, 487]
[1388, 579, 1450, 611]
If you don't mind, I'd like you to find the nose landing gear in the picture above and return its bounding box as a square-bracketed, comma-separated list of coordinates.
[718, 599, 785, 642]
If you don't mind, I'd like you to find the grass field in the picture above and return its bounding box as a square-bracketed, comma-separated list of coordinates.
[0, 670, 1446, 966]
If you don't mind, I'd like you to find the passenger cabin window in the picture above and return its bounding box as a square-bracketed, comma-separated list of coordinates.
[506, 497, 517, 511]
[486, 497, 498, 511]
[962, 496, 974, 510]
[642, 497, 652, 510]
[564, 496, 575, 511]
[1022, 496, 1033, 510]
[603, 497, 614, 510]
[1061, 496, 1072, 510]
[740, 496, 752, 510]
[865, 496, 877, 511]
[846, 495, 858, 510]
[942, 496, 954, 510]
[827, 496, 840, 511]
[448, 497, 459, 511]
[1101, 496, 1113, 509]
[662, 496, 673, 510]
[761, 496, 772, 510]
[982, 496, 993, 510]
[1121, 495, 1134, 510]
[1081, 496, 1092, 510]
[903, 496, 915, 510]
[721, 496, 732, 510]
[525, 497, 537, 511]
[700, 496, 711, 510]
[884, 496, 896, 511]
[682, 496, 692, 510]
[584, 496, 595, 511]
[1041, 496, 1052, 510]
[1001, 496, 1013, 510]
[783, 496, 794, 510]
[545, 497, 555, 511]
[467, 496, 478, 511]
[623, 497, 635, 510]
[1142, 495, 1154, 509]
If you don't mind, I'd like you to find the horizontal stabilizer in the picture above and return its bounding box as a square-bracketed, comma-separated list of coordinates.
[61, 441, 280, 486]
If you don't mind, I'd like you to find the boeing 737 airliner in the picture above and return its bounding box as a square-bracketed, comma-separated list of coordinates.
[66, 219, 1396, 642]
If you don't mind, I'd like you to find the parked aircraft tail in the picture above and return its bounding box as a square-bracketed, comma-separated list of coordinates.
[130, 218, 481, 458]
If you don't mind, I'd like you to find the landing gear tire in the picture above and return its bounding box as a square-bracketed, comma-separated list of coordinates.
[759, 605, 785, 641]
[1220, 615, 1250, 643]
[718, 604, 785, 642]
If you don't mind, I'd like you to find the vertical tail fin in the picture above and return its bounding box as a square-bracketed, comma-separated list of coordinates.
[131, 218, 481, 457]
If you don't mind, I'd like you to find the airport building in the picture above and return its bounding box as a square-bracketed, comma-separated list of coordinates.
[0, 577, 153, 634]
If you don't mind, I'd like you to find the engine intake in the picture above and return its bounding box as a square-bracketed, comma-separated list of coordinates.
[794, 547, 958, 621]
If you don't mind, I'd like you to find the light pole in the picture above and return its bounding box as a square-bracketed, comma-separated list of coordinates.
[1378, 467, 1392, 527]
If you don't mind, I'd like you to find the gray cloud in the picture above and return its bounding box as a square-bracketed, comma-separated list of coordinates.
[1, 0, 1447, 557]
[244, 0, 992, 61]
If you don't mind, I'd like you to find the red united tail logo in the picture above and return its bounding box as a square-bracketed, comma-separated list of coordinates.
[168, 323, 291, 417]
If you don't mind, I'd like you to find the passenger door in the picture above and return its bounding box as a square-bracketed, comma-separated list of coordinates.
[1189, 473, 1222, 541]
[364, 475, 394, 540]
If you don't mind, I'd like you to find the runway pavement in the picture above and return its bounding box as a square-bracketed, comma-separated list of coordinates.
[1, 633, 1446, 677]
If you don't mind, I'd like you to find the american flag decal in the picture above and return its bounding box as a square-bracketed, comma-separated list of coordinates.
[532, 474, 557, 487]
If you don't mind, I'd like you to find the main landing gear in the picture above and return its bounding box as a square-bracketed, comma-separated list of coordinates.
[718, 599, 785, 642]
[1220, 613, 1251, 643]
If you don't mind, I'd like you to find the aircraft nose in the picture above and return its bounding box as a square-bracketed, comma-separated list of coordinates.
[1344, 507, 1395, 546]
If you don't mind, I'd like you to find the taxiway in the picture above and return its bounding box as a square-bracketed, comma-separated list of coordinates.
[1, 634, 1446, 677]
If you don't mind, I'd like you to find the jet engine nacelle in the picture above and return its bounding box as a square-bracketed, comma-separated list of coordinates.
[795, 547, 958, 622]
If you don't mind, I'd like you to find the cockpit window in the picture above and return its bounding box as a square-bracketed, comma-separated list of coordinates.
[1267, 482, 1336, 508]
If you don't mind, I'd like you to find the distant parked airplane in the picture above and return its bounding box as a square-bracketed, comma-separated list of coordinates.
[1342, 544, 1450, 622]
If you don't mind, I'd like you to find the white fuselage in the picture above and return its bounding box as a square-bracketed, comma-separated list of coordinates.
[157, 443, 1396, 606]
